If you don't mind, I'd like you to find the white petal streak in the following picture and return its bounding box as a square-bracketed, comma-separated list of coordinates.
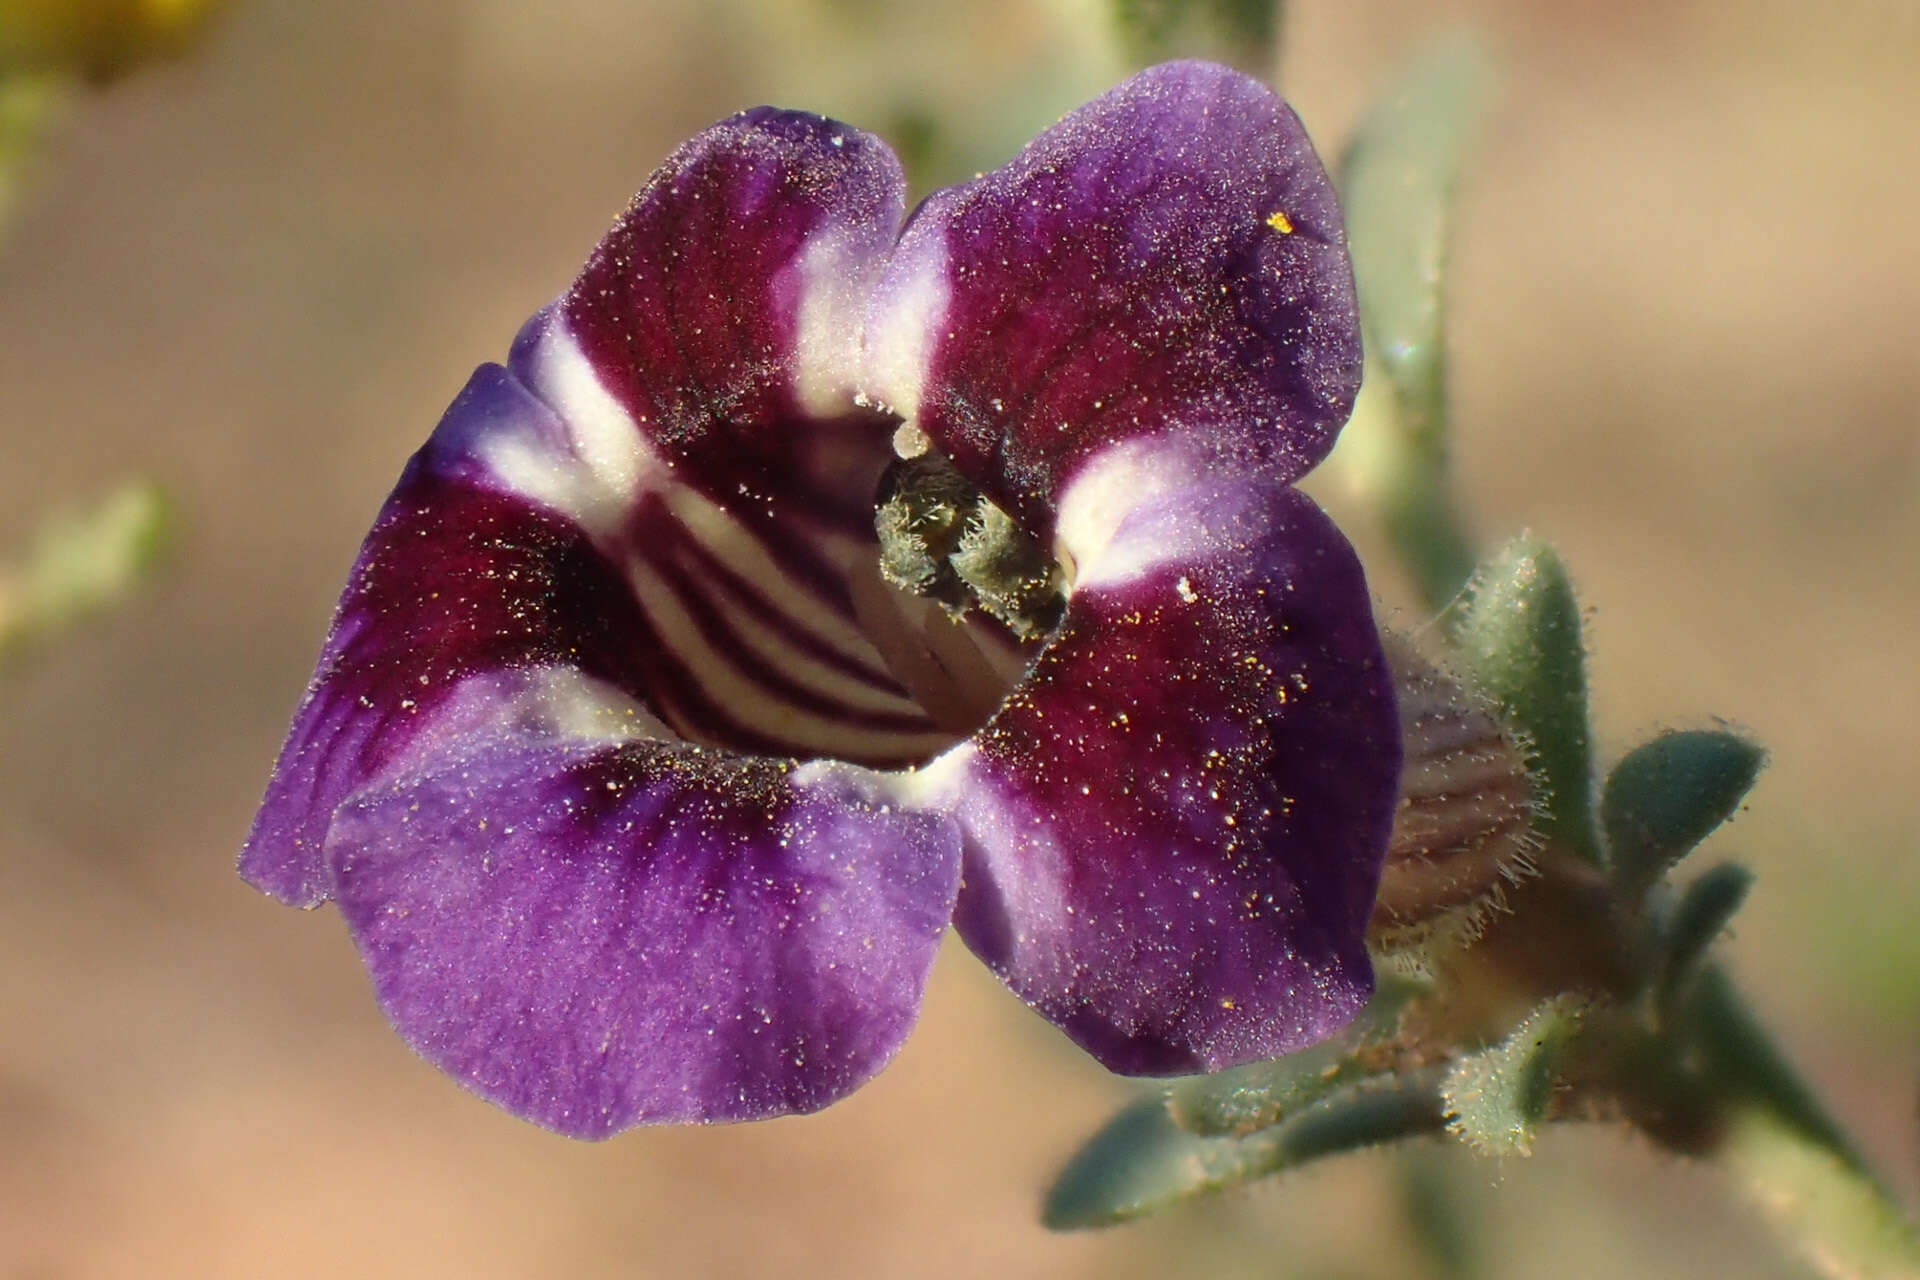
[788, 229, 881, 419]
[861, 233, 950, 423]
[480, 311, 653, 541]
[523, 314, 649, 502]
[1052, 437, 1210, 590]
[659, 484, 891, 674]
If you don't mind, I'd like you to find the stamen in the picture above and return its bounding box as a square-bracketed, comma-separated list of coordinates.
[873, 450, 1069, 642]
[874, 454, 975, 615]
[949, 502, 1066, 641]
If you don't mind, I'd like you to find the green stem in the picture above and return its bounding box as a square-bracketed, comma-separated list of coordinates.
[1379, 443, 1479, 617]
[1687, 966, 1920, 1279]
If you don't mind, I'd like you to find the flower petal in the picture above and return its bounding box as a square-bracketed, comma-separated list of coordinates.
[864, 61, 1363, 535]
[564, 105, 908, 446]
[918, 444, 1400, 1074]
[238, 365, 670, 906]
[329, 723, 959, 1135]
[242, 108, 947, 906]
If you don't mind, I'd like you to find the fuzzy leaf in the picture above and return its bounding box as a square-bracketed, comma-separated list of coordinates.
[1044, 1075, 1446, 1229]
[1443, 995, 1588, 1157]
[1169, 971, 1426, 1136]
[1604, 730, 1764, 900]
[1449, 535, 1600, 865]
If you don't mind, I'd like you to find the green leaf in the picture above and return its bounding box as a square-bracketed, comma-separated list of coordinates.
[1449, 535, 1601, 865]
[1168, 971, 1426, 1136]
[1332, 35, 1495, 611]
[1657, 863, 1754, 1013]
[1340, 33, 1493, 452]
[1682, 969, 1920, 1274]
[1442, 995, 1588, 1157]
[1043, 1075, 1446, 1230]
[1603, 730, 1765, 901]
[1681, 965, 1868, 1175]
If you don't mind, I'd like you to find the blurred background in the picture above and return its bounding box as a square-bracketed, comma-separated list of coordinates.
[0, 1, 1914, 1276]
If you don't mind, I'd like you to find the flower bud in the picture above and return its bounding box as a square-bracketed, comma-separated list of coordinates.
[1369, 630, 1540, 958]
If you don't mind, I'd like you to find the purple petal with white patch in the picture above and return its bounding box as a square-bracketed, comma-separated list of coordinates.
[927, 446, 1399, 1074]
[865, 60, 1363, 537]
[861, 61, 1393, 1073]
[241, 106, 943, 905]
[239, 108, 973, 1128]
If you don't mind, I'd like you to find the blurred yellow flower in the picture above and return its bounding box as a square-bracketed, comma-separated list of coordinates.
[0, 0, 225, 78]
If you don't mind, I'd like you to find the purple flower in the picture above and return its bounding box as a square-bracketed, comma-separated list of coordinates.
[239, 61, 1400, 1138]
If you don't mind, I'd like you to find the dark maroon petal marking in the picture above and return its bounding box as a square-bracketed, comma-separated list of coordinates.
[866, 61, 1362, 539]
[562, 106, 906, 501]
[329, 732, 960, 1135]
[941, 473, 1399, 1074]
[674, 532, 914, 699]
[638, 528, 941, 745]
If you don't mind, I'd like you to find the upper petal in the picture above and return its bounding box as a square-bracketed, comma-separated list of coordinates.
[565, 105, 908, 448]
[242, 109, 938, 907]
[915, 441, 1400, 1074]
[237, 107, 983, 1131]
[864, 61, 1363, 536]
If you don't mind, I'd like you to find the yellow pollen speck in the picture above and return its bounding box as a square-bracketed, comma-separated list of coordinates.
[1221, 997, 1237, 1010]
[1266, 210, 1294, 234]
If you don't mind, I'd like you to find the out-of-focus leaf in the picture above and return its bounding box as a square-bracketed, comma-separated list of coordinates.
[0, 67, 63, 228]
[1449, 534, 1601, 866]
[1683, 966, 1865, 1173]
[1442, 994, 1587, 1157]
[1330, 34, 1494, 611]
[1398, 1148, 1481, 1280]
[1339, 34, 1492, 448]
[0, 479, 170, 661]
[1722, 1107, 1920, 1280]
[1044, 1074, 1446, 1230]
[1168, 971, 1426, 1136]
[1603, 730, 1765, 901]
[1105, 0, 1281, 73]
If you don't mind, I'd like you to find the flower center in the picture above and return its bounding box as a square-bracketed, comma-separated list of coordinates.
[837, 433, 1070, 757]
[601, 406, 1065, 771]
[873, 451, 1067, 643]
